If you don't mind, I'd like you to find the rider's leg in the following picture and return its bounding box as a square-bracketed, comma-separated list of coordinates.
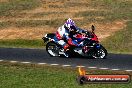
[63, 43, 70, 57]
[57, 41, 70, 57]
[54, 36, 70, 57]
[71, 39, 83, 47]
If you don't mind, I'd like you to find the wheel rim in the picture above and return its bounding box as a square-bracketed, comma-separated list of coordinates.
[93, 49, 106, 59]
[47, 45, 59, 56]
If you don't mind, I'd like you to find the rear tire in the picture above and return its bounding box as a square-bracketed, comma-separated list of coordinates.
[46, 42, 60, 57]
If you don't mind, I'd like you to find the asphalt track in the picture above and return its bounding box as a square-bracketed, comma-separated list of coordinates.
[0, 47, 132, 71]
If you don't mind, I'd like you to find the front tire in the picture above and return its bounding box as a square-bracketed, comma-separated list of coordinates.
[92, 45, 107, 59]
[46, 42, 60, 57]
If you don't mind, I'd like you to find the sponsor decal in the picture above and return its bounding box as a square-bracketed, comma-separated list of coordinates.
[77, 67, 130, 84]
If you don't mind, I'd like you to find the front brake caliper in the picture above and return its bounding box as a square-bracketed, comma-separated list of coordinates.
[96, 44, 101, 49]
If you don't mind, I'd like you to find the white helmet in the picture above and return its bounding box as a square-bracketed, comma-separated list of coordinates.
[65, 18, 76, 32]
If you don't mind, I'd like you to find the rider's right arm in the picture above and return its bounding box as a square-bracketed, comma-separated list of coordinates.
[62, 29, 76, 46]
[63, 29, 70, 40]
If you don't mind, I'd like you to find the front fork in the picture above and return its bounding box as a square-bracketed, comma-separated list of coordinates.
[95, 43, 101, 49]
[94, 44, 102, 56]
[83, 43, 101, 55]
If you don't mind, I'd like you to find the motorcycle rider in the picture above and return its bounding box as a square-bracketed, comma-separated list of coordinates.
[54, 18, 88, 57]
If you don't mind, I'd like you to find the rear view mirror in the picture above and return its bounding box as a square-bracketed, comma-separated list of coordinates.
[91, 25, 95, 32]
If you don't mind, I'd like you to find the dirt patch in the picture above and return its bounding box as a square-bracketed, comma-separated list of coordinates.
[0, 0, 103, 21]
[0, 27, 56, 40]
[0, 20, 126, 41]
[92, 20, 127, 41]
[0, 0, 8, 2]
[69, 19, 127, 41]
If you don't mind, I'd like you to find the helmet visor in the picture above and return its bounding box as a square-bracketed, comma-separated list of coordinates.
[70, 25, 76, 31]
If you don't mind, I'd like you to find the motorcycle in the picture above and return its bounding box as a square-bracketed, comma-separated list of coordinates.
[42, 25, 107, 59]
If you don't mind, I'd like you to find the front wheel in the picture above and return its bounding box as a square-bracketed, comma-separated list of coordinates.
[46, 42, 60, 57]
[92, 45, 107, 59]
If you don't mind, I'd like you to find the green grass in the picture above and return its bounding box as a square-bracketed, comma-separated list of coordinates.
[0, 0, 131, 28]
[0, 62, 132, 88]
[0, 21, 11, 28]
[73, 0, 132, 54]
[0, 39, 44, 48]
[31, 12, 68, 18]
[102, 21, 132, 53]
[15, 19, 64, 28]
[0, 19, 65, 28]
[0, 0, 41, 17]
[75, 0, 132, 23]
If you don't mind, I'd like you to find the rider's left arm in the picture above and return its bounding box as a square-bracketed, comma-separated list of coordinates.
[76, 27, 87, 33]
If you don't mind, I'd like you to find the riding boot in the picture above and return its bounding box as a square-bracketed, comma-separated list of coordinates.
[63, 44, 70, 57]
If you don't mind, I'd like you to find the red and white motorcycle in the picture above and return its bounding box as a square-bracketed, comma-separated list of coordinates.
[42, 25, 107, 59]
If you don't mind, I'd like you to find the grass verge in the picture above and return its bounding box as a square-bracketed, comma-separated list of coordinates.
[0, 19, 64, 28]
[102, 21, 132, 54]
[0, 39, 44, 48]
[0, 61, 132, 88]
[0, 0, 41, 17]
[74, 0, 132, 24]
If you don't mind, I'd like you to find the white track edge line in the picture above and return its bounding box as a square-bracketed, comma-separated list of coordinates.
[88, 67, 97, 69]
[0, 59, 132, 72]
[38, 63, 47, 65]
[111, 69, 120, 71]
[76, 66, 85, 67]
[0, 60, 4, 61]
[62, 65, 71, 67]
[99, 68, 109, 70]
[125, 70, 132, 72]
[50, 64, 59, 66]
[10, 61, 18, 63]
[21, 62, 31, 64]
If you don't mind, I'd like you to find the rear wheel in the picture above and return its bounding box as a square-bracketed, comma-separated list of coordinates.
[46, 42, 60, 57]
